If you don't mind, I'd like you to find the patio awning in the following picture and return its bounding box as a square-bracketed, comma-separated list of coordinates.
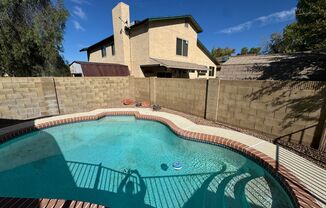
[141, 58, 209, 71]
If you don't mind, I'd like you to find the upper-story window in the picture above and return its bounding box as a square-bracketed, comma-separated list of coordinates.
[209, 66, 215, 76]
[101, 46, 107, 57]
[111, 44, 115, 56]
[176, 38, 188, 56]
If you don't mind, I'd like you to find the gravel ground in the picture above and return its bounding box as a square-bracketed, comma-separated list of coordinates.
[161, 108, 326, 170]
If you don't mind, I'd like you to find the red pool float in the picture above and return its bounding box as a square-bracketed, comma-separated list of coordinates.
[122, 98, 135, 105]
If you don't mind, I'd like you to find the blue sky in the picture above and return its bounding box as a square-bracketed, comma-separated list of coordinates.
[63, 0, 297, 63]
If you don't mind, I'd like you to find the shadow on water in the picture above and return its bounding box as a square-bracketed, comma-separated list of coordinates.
[0, 129, 294, 208]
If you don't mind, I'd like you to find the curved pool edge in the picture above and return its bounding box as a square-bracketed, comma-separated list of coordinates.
[0, 109, 320, 208]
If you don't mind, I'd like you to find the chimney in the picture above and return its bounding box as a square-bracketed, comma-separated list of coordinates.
[112, 2, 131, 70]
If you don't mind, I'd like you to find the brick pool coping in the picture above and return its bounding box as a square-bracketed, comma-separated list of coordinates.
[0, 110, 320, 208]
[0, 197, 104, 208]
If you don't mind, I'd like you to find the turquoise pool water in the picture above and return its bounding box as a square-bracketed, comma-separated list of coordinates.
[0, 116, 294, 208]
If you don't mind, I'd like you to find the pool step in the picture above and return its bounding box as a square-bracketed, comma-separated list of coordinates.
[0, 197, 105, 208]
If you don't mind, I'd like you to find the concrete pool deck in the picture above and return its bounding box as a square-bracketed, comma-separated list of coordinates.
[0, 107, 325, 208]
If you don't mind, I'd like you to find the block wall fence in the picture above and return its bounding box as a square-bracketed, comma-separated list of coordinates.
[0, 77, 325, 150]
[0, 77, 130, 119]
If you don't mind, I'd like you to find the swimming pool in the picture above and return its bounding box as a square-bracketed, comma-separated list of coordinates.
[0, 116, 295, 207]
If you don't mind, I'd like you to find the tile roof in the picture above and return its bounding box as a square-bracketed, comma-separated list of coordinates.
[220, 53, 326, 80]
[222, 55, 289, 65]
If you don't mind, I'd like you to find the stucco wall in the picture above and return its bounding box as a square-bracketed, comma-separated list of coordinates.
[88, 3, 131, 70]
[148, 20, 197, 63]
[112, 2, 131, 68]
[88, 45, 120, 64]
[130, 26, 150, 77]
[88, 19, 216, 78]
[148, 21, 216, 72]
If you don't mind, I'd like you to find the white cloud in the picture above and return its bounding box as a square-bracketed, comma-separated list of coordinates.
[73, 6, 87, 19]
[220, 21, 253, 34]
[70, 0, 90, 5]
[73, 20, 85, 31]
[219, 7, 296, 34]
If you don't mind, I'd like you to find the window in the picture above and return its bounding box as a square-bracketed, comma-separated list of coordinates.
[197, 70, 207, 77]
[111, 44, 115, 56]
[209, 66, 215, 76]
[185, 23, 189, 28]
[176, 38, 182, 55]
[101, 46, 106, 57]
[176, 38, 188, 56]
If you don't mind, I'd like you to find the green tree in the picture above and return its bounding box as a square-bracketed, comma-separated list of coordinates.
[282, 23, 305, 52]
[265, 0, 326, 53]
[240, 47, 248, 55]
[248, 47, 261, 55]
[211, 47, 235, 58]
[295, 0, 326, 51]
[0, 0, 69, 76]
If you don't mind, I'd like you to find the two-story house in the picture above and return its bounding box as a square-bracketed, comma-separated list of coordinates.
[78, 2, 218, 78]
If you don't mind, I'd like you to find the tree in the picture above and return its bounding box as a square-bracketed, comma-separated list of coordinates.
[282, 23, 305, 52]
[240, 47, 248, 55]
[270, 0, 326, 53]
[248, 47, 261, 55]
[0, 0, 69, 76]
[264, 0, 326, 54]
[267, 33, 286, 54]
[211, 47, 235, 58]
[295, 0, 326, 51]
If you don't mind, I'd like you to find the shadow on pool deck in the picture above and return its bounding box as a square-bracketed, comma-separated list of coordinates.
[0, 116, 53, 129]
[0, 128, 293, 208]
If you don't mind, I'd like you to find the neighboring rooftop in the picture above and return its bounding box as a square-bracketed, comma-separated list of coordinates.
[220, 53, 326, 81]
[222, 54, 289, 65]
[70, 61, 129, 77]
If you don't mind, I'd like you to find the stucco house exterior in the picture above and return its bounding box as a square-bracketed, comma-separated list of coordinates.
[78, 2, 218, 79]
